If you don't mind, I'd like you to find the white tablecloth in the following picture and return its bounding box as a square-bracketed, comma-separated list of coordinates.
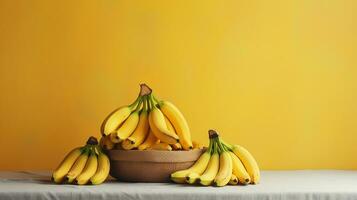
[0, 170, 357, 200]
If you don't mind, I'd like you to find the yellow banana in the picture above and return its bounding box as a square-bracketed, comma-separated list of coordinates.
[231, 144, 260, 184]
[170, 149, 211, 183]
[100, 136, 115, 150]
[65, 149, 90, 183]
[147, 142, 172, 151]
[52, 147, 82, 183]
[101, 97, 141, 136]
[127, 99, 150, 148]
[199, 152, 219, 186]
[229, 151, 251, 184]
[90, 150, 110, 185]
[149, 106, 179, 144]
[138, 130, 160, 150]
[214, 151, 232, 187]
[186, 172, 200, 184]
[121, 139, 133, 150]
[75, 151, 98, 185]
[229, 174, 239, 185]
[171, 143, 182, 150]
[113, 108, 140, 142]
[159, 100, 193, 150]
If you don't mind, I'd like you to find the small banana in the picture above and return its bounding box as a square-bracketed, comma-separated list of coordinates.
[230, 144, 260, 184]
[126, 97, 150, 148]
[229, 174, 239, 185]
[138, 130, 160, 150]
[100, 136, 115, 150]
[199, 143, 219, 186]
[171, 143, 182, 150]
[158, 100, 193, 150]
[52, 147, 82, 183]
[193, 141, 204, 149]
[170, 140, 212, 183]
[121, 139, 133, 150]
[90, 150, 110, 185]
[214, 149, 232, 187]
[65, 149, 90, 183]
[186, 172, 200, 184]
[75, 150, 98, 185]
[229, 151, 251, 184]
[147, 142, 172, 151]
[101, 97, 141, 136]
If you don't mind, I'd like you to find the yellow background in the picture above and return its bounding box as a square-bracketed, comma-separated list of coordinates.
[0, 0, 356, 170]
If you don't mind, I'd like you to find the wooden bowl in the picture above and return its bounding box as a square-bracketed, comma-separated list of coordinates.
[107, 149, 205, 182]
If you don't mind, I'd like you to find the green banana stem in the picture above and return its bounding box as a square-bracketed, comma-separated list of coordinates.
[220, 139, 233, 151]
[129, 95, 142, 110]
[206, 138, 213, 154]
[152, 95, 163, 107]
[133, 98, 143, 112]
[142, 96, 148, 112]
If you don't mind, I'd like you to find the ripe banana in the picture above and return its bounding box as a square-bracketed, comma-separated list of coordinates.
[65, 149, 90, 183]
[214, 150, 232, 187]
[147, 142, 172, 151]
[75, 151, 98, 185]
[229, 174, 239, 185]
[101, 97, 141, 136]
[186, 172, 200, 184]
[113, 107, 141, 142]
[90, 150, 110, 185]
[121, 139, 133, 150]
[230, 144, 260, 184]
[229, 151, 250, 184]
[199, 150, 219, 186]
[126, 98, 150, 148]
[100, 136, 115, 150]
[171, 144, 211, 183]
[148, 105, 179, 144]
[52, 147, 82, 183]
[159, 100, 193, 150]
[171, 143, 182, 150]
[138, 130, 160, 150]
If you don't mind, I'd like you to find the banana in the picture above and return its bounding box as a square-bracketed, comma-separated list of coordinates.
[159, 100, 193, 150]
[90, 150, 110, 185]
[231, 145, 260, 184]
[229, 151, 251, 184]
[113, 107, 141, 142]
[52, 147, 82, 183]
[199, 150, 219, 186]
[75, 151, 98, 185]
[147, 142, 172, 151]
[121, 139, 133, 150]
[101, 97, 141, 136]
[126, 98, 150, 148]
[229, 174, 239, 185]
[171, 146, 211, 183]
[100, 136, 115, 150]
[171, 143, 182, 150]
[149, 105, 179, 144]
[138, 130, 160, 150]
[193, 141, 204, 149]
[214, 151, 232, 187]
[186, 172, 200, 184]
[65, 149, 90, 183]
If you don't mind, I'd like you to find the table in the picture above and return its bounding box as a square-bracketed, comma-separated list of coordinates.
[1, 170, 357, 200]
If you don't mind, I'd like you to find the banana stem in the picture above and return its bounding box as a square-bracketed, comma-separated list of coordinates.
[152, 95, 163, 107]
[134, 98, 143, 112]
[129, 96, 142, 110]
[206, 138, 213, 154]
[220, 139, 233, 150]
[142, 96, 148, 112]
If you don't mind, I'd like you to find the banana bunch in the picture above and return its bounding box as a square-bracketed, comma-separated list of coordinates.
[171, 130, 260, 187]
[100, 84, 193, 151]
[52, 137, 110, 185]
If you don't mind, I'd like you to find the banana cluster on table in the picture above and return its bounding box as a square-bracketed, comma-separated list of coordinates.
[52, 137, 110, 185]
[171, 130, 260, 187]
[100, 84, 193, 151]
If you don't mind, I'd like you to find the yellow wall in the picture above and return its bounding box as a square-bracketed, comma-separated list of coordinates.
[0, 0, 356, 170]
